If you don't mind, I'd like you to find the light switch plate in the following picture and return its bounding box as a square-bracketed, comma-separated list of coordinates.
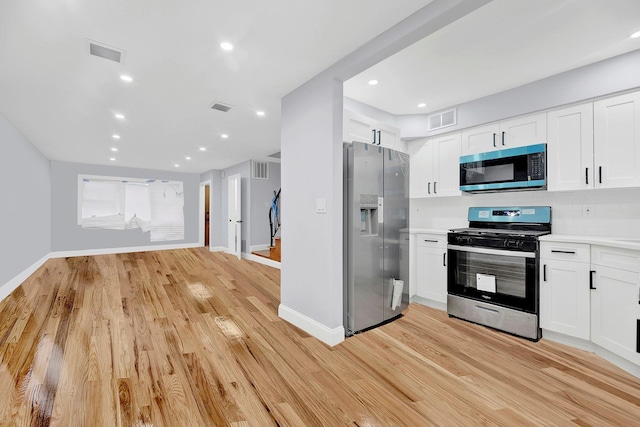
[316, 198, 327, 214]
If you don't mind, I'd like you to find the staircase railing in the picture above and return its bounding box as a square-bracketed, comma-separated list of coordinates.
[269, 188, 281, 247]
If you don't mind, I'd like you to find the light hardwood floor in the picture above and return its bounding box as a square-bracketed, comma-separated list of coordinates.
[1, 248, 639, 426]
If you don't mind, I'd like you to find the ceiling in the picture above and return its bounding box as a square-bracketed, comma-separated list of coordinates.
[345, 0, 640, 115]
[2, 1, 640, 174]
[0, 0, 431, 173]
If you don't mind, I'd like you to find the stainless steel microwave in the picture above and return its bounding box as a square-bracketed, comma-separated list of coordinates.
[459, 144, 546, 193]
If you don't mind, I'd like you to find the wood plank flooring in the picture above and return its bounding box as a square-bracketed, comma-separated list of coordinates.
[1, 248, 640, 426]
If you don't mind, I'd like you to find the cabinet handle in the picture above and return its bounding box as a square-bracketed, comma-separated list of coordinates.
[551, 250, 576, 254]
[443, 253, 446, 267]
[637, 320, 640, 353]
[543, 264, 546, 282]
[372, 129, 376, 145]
[585, 167, 589, 185]
[434, 181, 437, 194]
[501, 131, 506, 146]
[377, 130, 381, 145]
[589, 270, 596, 290]
[492, 133, 496, 148]
[599, 166, 602, 184]
[424, 239, 438, 243]
[428, 182, 431, 194]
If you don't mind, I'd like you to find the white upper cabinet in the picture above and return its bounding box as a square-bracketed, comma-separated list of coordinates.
[547, 103, 594, 191]
[343, 110, 401, 151]
[461, 113, 547, 155]
[593, 91, 640, 188]
[409, 132, 461, 198]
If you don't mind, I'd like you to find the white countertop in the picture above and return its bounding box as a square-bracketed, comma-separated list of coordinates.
[540, 234, 640, 251]
[407, 228, 449, 235]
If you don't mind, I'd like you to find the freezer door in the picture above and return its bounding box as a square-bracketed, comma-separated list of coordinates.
[344, 142, 384, 334]
[383, 148, 410, 320]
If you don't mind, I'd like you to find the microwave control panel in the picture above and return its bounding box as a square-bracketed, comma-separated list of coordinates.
[528, 153, 545, 180]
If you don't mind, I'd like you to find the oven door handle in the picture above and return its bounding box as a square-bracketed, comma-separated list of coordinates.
[447, 244, 536, 259]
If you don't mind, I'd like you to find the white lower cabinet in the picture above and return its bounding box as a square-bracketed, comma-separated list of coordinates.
[540, 242, 591, 339]
[416, 234, 447, 304]
[590, 246, 640, 365]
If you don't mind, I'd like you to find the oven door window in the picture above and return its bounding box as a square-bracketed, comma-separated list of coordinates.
[447, 248, 537, 312]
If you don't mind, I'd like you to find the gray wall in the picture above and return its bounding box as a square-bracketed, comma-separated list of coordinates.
[0, 113, 51, 288]
[51, 161, 200, 252]
[250, 162, 281, 247]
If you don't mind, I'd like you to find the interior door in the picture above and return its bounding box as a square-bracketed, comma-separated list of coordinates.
[228, 174, 242, 260]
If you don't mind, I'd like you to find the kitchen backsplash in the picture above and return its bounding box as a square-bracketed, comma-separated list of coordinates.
[411, 187, 640, 238]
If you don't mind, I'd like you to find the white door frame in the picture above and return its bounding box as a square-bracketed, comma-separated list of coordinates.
[227, 174, 242, 259]
[199, 180, 212, 247]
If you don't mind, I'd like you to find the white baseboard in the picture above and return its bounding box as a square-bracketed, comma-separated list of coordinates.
[250, 244, 271, 252]
[0, 254, 50, 302]
[246, 253, 281, 269]
[51, 242, 200, 258]
[209, 246, 228, 253]
[278, 304, 344, 346]
[410, 296, 447, 312]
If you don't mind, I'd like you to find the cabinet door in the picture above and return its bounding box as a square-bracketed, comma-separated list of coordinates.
[540, 259, 590, 339]
[409, 140, 434, 198]
[343, 110, 374, 144]
[590, 265, 640, 364]
[499, 112, 547, 149]
[416, 242, 447, 304]
[547, 103, 594, 191]
[593, 91, 640, 188]
[377, 123, 399, 151]
[432, 133, 461, 197]
[460, 122, 500, 155]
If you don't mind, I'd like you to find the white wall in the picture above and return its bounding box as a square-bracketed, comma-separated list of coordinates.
[0, 113, 51, 290]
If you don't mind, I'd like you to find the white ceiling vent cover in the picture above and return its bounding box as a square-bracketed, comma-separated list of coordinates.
[210, 101, 232, 112]
[252, 161, 269, 180]
[87, 40, 125, 63]
[428, 108, 457, 131]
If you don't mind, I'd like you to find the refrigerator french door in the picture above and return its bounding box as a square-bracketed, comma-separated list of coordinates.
[344, 141, 410, 336]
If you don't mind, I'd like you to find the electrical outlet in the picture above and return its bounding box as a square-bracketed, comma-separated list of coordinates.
[583, 205, 593, 217]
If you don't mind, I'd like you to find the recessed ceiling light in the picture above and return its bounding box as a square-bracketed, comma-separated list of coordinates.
[220, 42, 234, 51]
[368, 79, 379, 85]
[112, 134, 120, 139]
[174, 164, 180, 168]
[120, 75, 133, 82]
[631, 30, 640, 39]
[256, 111, 265, 117]
[114, 113, 125, 119]
[109, 157, 116, 161]
[417, 103, 426, 108]
[111, 147, 118, 152]
[185, 156, 191, 160]
[221, 134, 229, 139]
[199, 147, 206, 151]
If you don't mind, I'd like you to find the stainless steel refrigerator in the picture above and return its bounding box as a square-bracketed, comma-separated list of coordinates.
[343, 141, 410, 336]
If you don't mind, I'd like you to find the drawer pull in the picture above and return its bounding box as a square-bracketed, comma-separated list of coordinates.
[551, 250, 576, 254]
[424, 239, 438, 243]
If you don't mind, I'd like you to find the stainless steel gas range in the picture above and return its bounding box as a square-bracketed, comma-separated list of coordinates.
[447, 206, 551, 341]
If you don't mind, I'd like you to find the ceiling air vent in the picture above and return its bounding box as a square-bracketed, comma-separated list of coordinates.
[210, 101, 232, 112]
[87, 40, 125, 63]
[252, 161, 269, 180]
[428, 108, 457, 131]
